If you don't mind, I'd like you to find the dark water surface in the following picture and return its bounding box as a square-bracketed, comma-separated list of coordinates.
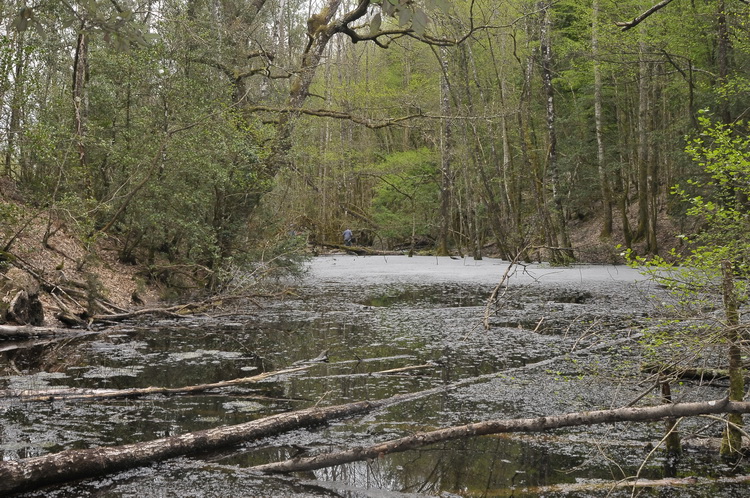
[1, 256, 747, 496]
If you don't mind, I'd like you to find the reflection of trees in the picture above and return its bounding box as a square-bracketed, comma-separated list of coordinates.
[1, 336, 87, 376]
[310, 437, 571, 494]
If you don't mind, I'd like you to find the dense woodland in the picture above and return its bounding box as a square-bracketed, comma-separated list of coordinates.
[1, 0, 749, 284]
[3, 2, 750, 492]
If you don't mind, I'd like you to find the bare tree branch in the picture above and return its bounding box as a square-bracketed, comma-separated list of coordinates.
[615, 0, 677, 31]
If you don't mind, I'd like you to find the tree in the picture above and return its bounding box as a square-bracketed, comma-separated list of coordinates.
[370, 148, 439, 252]
[628, 113, 750, 458]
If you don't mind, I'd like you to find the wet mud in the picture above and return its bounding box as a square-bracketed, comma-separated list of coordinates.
[0, 256, 747, 496]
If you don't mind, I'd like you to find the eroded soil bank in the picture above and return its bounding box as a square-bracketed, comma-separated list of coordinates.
[0, 256, 746, 497]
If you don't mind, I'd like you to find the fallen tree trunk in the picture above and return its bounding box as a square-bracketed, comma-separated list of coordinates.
[0, 385, 446, 495]
[1, 366, 308, 402]
[642, 363, 731, 381]
[484, 474, 750, 496]
[90, 293, 271, 324]
[0, 324, 87, 339]
[317, 242, 397, 256]
[251, 397, 750, 474]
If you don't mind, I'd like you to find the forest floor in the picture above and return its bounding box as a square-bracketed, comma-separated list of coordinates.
[5, 216, 161, 327]
[568, 201, 686, 264]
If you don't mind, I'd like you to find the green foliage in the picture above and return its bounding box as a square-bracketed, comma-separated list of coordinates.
[624, 112, 750, 375]
[11, 1, 155, 49]
[677, 112, 750, 283]
[370, 148, 439, 245]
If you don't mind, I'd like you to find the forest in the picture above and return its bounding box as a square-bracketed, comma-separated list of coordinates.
[2, 1, 750, 495]
[2, 0, 748, 285]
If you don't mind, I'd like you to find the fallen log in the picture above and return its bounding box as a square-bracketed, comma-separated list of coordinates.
[0, 324, 87, 340]
[317, 242, 397, 256]
[89, 293, 271, 324]
[1, 366, 309, 402]
[641, 363, 731, 381]
[90, 307, 184, 322]
[0, 384, 447, 495]
[251, 397, 750, 474]
[479, 474, 750, 495]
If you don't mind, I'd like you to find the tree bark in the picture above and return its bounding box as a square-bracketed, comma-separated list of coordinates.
[540, 1, 573, 264]
[634, 23, 653, 251]
[592, 0, 613, 238]
[72, 23, 89, 177]
[4, 29, 25, 178]
[252, 397, 750, 474]
[436, 46, 453, 256]
[660, 377, 681, 456]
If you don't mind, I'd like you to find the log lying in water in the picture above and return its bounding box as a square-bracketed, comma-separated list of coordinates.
[0, 385, 446, 495]
[1, 366, 309, 402]
[251, 397, 750, 474]
[640, 362, 750, 382]
[0, 324, 84, 339]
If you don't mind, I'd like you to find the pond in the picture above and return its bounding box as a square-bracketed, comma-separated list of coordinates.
[1, 255, 747, 496]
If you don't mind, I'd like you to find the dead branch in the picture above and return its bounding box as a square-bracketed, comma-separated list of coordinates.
[251, 397, 750, 474]
[244, 104, 426, 129]
[479, 474, 750, 495]
[641, 363, 737, 382]
[615, 0, 676, 31]
[0, 324, 87, 340]
[483, 253, 521, 330]
[372, 364, 433, 375]
[0, 366, 309, 402]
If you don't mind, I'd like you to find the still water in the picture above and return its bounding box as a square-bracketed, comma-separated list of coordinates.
[0, 256, 747, 496]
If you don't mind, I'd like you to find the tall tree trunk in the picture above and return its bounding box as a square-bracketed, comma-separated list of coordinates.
[592, 0, 613, 238]
[436, 46, 453, 256]
[634, 24, 650, 246]
[716, 0, 730, 124]
[540, 1, 573, 263]
[519, 26, 553, 262]
[720, 260, 744, 458]
[72, 24, 89, 179]
[4, 30, 25, 178]
[269, 0, 344, 180]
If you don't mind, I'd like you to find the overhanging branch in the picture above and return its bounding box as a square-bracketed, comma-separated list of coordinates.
[615, 0, 677, 31]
